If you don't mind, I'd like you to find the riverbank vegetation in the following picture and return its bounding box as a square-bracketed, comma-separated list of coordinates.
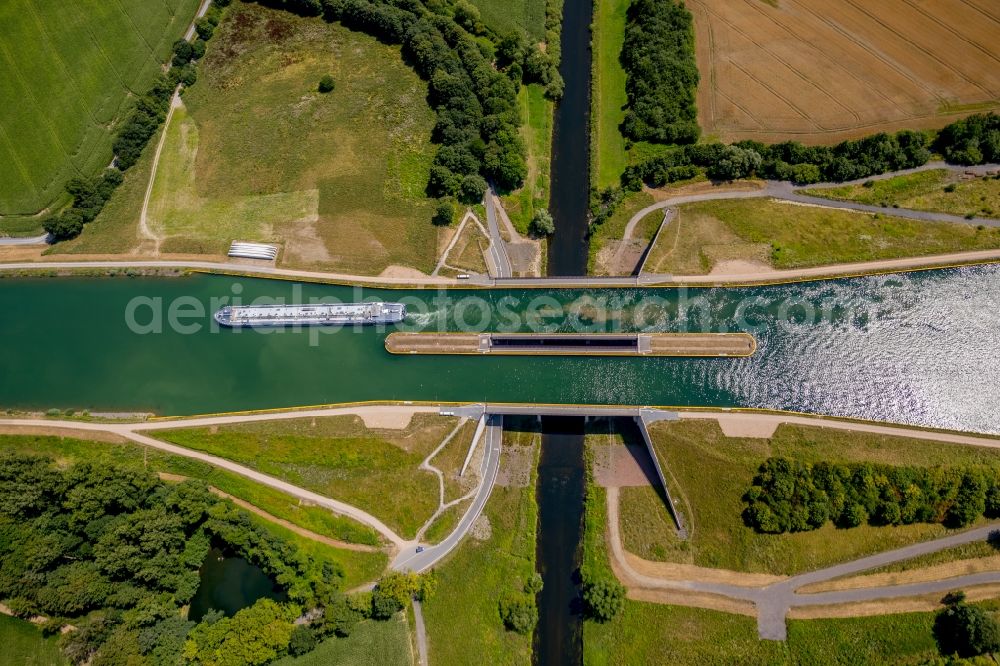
[0, 0, 202, 222]
[632, 420, 1000, 575]
[640, 197, 1000, 275]
[591, 0, 630, 190]
[422, 425, 539, 664]
[803, 171, 1000, 220]
[154, 414, 467, 540]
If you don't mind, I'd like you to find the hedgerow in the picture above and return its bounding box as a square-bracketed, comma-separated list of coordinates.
[743, 456, 1000, 534]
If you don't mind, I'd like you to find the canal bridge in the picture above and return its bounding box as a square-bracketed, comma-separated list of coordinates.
[440, 403, 688, 538]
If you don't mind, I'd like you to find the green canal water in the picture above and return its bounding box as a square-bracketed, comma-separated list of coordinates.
[1, 266, 998, 432]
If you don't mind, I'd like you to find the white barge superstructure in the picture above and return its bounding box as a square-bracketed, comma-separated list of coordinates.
[214, 302, 406, 327]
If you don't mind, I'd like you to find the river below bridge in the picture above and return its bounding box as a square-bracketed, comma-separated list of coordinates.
[0, 266, 998, 433]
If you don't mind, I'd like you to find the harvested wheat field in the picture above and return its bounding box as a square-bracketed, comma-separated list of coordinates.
[690, 0, 1000, 144]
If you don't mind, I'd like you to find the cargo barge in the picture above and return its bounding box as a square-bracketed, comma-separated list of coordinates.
[214, 302, 406, 327]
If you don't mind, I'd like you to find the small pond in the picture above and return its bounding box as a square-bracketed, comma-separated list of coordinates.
[188, 547, 288, 622]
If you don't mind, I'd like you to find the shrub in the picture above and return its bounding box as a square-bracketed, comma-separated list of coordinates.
[498, 592, 537, 634]
[318, 75, 335, 93]
[433, 199, 455, 226]
[530, 208, 555, 236]
[582, 577, 625, 622]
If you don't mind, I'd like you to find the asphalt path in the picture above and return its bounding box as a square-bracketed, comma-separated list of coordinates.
[484, 186, 513, 278]
[391, 415, 502, 572]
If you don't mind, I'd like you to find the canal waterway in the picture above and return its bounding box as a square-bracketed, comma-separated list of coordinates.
[0, 266, 999, 433]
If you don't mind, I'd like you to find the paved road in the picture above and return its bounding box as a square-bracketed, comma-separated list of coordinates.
[391, 415, 502, 572]
[623, 161, 1000, 243]
[0, 233, 49, 246]
[484, 186, 513, 278]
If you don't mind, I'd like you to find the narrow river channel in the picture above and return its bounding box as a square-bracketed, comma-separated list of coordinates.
[536, 0, 594, 660]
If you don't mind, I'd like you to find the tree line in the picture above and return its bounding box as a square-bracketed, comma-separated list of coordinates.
[623, 112, 1000, 191]
[742, 456, 1000, 535]
[619, 0, 699, 145]
[42, 1, 232, 241]
[584, 111, 1000, 230]
[0, 452, 432, 665]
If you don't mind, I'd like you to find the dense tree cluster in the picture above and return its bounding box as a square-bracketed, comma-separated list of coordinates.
[620, 0, 699, 145]
[743, 457, 1000, 534]
[43, 3, 230, 241]
[935, 112, 1000, 165]
[0, 453, 346, 664]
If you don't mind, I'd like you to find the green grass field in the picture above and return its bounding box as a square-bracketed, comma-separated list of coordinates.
[803, 171, 1000, 219]
[584, 600, 945, 665]
[642, 197, 1000, 274]
[502, 84, 554, 235]
[274, 616, 411, 666]
[0, 0, 201, 221]
[0, 433, 386, 588]
[422, 440, 539, 665]
[154, 414, 464, 539]
[591, 0, 629, 190]
[79, 3, 441, 272]
[0, 615, 68, 666]
[467, 0, 547, 41]
[636, 420, 1000, 575]
[582, 442, 947, 665]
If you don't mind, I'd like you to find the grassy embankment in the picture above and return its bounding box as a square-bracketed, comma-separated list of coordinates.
[63, 4, 439, 274]
[0, 434, 387, 589]
[622, 419, 1000, 575]
[275, 615, 411, 666]
[467, 0, 547, 40]
[422, 422, 539, 665]
[0, 615, 68, 666]
[802, 170, 1000, 219]
[154, 414, 471, 540]
[0, 0, 201, 229]
[590, 0, 629, 191]
[581, 427, 952, 664]
[502, 83, 554, 235]
[641, 197, 1000, 275]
